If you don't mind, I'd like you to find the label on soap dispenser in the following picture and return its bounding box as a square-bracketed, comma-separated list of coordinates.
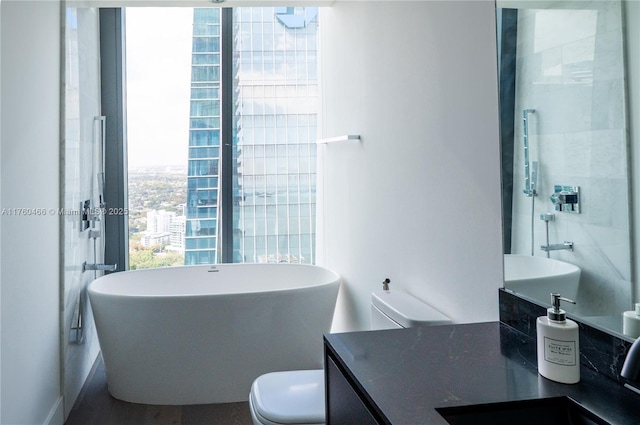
[543, 337, 577, 366]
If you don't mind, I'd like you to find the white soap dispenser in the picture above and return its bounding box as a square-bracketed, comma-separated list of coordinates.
[623, 303, 640, 338]
[536, 293, 580, 384]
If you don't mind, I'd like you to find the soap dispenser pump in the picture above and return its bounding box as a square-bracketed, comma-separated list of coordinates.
[536, 293, 580, 384]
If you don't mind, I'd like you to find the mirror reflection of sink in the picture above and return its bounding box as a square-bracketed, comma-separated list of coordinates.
[504, 254, 581, 304]
[436, 396, 610, 425]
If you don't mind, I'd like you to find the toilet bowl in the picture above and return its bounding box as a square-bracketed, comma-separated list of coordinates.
[248, 288, 450, 425]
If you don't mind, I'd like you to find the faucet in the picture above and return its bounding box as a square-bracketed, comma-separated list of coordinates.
[622, 337, 640, 395]
[540, 241, 574, 252]
[82, 261, 117, 273]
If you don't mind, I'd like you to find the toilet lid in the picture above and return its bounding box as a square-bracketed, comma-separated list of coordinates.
[251, 369, 325, 424]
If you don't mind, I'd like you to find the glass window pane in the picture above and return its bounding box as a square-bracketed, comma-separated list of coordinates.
[192, 53, 220, 65]
[192, 36, 220, 53]
[191, 87, 219, 99]
[128, 6, 318, 268]
[230, 4, 319, 263]
[194, 8, 220, 24]
[193, 23, 220, 36]
[190, 117, 219, 129]
[191, 100, 220, 117]
[189, 130, 220, 146]
[191, 65, 220, 82]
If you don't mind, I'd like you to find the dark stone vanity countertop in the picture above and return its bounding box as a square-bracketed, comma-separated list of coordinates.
[324, 322, 640, 424]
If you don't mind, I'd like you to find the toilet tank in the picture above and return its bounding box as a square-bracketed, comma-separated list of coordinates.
[371, 290, 451, 330]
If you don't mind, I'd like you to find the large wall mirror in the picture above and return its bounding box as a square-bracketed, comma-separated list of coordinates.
[497, 0, 639, 339]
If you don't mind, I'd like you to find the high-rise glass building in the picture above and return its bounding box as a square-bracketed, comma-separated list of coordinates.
[185, 8, 222, 265]
[185, 7, 318, 265]
[232, 7, 319, 264]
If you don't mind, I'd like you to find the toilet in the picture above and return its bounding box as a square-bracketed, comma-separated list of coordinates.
[248, 288, 451, 425]
[370, 288, 452, 330]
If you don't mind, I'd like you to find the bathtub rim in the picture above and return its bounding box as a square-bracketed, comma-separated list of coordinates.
[88, 263, 341, 298]
[503, 254, 581, 283]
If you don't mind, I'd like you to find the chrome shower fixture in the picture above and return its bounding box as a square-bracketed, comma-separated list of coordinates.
[551, 185, 581, 214]
[522, 109, 537, 197]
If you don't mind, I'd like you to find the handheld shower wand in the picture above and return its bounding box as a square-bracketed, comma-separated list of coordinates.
[523, 109, 537, 255]
[523, 109, 536, 197]
[94, 116, 106, 208]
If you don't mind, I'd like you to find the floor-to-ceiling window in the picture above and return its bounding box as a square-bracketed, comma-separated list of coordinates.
[124, 7, 319, 269]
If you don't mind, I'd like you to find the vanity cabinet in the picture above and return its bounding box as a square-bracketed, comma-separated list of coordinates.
[324, 348, 381, 424]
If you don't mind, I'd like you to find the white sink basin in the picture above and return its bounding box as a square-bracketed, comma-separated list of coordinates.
[504, 254, 581, 304]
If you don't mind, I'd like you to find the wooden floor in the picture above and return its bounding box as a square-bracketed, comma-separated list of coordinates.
[65, 357, 254, 425]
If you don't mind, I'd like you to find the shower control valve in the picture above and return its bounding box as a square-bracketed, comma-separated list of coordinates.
[550, 185, 580, 214]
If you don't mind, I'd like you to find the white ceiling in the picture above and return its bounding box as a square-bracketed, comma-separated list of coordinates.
[64, 0, 337, 7]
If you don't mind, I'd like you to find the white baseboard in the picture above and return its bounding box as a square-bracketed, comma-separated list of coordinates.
[44, 396, 64, 425]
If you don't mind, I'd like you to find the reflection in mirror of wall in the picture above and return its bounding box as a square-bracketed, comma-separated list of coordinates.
[497, 0, 638, 338]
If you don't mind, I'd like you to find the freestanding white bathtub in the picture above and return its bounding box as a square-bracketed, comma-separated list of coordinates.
[88, 263, 340, 405]
[503, 254, 581, 304]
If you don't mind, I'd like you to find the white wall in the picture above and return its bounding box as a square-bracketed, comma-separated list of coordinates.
[1, 2, 64, 424]
[1, 2, 3, 419]
[318, 1, 503, 332]
[0, 0, 3, 418]
[628, 0, 640, 303]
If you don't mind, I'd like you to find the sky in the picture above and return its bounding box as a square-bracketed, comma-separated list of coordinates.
[125, 8, 194, 168]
